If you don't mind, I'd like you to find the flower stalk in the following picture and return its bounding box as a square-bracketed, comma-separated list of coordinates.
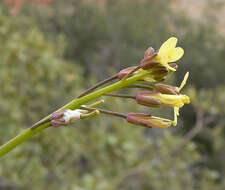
[0, 69, 151, 157]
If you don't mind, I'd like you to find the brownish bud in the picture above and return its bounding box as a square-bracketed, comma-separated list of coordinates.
[141, 53, 158, 70]
[126, 113, 153, 128]
[50, 109, 84, 127]
[126, 113, 173, 128]
[151, 66, 169, 76]
[155, 83, 179, 95]
[144, 47, 155, 58]
[51, 110, 68, 127]
[148, 66, 169, 82]
[136, 91, 161, 107]
[117, 66, 137, 79]
[151, 64, 177, 82]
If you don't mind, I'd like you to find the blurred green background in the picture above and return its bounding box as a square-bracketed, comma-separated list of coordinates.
[0, 0, 225, 189]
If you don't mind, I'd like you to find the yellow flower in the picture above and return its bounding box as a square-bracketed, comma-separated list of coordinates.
[135, 72, 190, 127]
[154, 37, 184, 71]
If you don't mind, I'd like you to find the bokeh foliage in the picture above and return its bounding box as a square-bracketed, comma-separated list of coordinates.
[0, 0, 225, 189]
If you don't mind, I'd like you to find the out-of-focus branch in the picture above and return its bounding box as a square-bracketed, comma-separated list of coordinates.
[171, 111, 217, 156]
[171, 110, 204, 155]
[114, 110, 217, 187]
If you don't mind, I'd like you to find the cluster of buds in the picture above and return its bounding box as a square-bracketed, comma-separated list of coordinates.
[118, 37, 183, 82]
[32, 37, 190, 129]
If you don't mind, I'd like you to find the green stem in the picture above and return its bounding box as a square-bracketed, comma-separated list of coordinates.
[77, 74, 118, 98]
[0, 70, 150, 157]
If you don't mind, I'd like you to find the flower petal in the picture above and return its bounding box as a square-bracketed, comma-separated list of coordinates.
[168, 47, 184, 62]
[158, 37, 178, 56]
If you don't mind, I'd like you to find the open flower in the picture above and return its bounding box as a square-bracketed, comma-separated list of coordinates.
[154, 37, 184, 71]
[126, 113, 174, 128]
[141, 37, 184, 71]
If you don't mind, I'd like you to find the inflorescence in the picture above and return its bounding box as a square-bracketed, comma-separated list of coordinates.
[0, 37, 190, 157]
[34, 37, 190, 129]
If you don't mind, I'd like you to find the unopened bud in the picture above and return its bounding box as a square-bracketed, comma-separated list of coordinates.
[152, 66, 169, 74]
[141, 53, 158, 70]
[150, 64, 178, 81]
[126, 113, 173, 128]
[136, 91, 161, 107]
[151, 66, 169, 81]
[144, 47, 155, 58]
[117, 66, 138, 79]
[141, 64, 178, 83]
[50, 110, 66, 127]
[155, 83, 179, 95]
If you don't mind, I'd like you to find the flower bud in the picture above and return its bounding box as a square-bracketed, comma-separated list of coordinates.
[151, 66, 169, 81]
[141, 53, 158, 70]
[117, 66, 138, 79]
[136, 91, 161, 107]
[126, 113, 173, 128]
[51, 110, 67, 127]
[155, 83, 179, 95]
[144, 47, 155, 58]
[152, 66, 168, 74]
[141, 64, 177, 82]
